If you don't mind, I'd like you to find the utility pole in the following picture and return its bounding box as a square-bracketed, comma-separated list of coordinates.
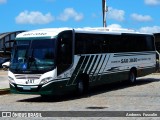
[102, 0, 108, 27]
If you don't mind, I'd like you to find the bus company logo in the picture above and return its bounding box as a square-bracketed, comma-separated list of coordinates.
[2, 112, 11, 117]
[23, 33, 47, 36]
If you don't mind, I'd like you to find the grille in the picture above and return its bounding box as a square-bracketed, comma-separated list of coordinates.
[15, 74, 41, 79]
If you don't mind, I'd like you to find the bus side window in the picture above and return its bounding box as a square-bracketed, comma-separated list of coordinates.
[60, 38, 71, 64]
[57, 31, 73, 75]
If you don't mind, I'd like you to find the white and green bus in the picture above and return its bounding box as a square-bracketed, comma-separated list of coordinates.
[8, 28, 156, 96]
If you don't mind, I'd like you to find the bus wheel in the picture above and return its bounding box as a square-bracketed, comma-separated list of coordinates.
[77, 78, 88, 95]
[129, 70, 136, 83]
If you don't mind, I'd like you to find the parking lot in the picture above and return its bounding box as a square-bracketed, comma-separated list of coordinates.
[0, 73, 160, 119]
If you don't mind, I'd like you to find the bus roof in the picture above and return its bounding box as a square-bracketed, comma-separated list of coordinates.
[16, 28, 72, 39]
[16, 27, 153, 39]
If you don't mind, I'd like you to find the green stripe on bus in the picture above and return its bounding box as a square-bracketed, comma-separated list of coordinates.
[96, 55, 107, 81]
[72, 56, 90, 84]
[67, 56, 85, 85]
[88, 55, 99, 78]
[90, 55, 103, 81]
[84, 55, 94, 74]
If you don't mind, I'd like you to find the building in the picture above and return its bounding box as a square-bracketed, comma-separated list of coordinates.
[0, 30, 25, 57]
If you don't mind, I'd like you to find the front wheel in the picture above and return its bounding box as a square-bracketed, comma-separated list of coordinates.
[77, 79, 88, 95]
[129, 70, 136, 83]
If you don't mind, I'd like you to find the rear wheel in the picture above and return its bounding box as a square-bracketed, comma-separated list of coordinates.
[129, 70, 136, 83]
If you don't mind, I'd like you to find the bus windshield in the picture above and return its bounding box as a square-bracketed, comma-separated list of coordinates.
[10, 39, 55, 73]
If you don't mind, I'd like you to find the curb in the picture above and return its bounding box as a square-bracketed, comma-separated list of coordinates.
[0, 88, 10, 95]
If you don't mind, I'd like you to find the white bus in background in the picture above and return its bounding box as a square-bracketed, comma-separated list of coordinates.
[8, 28, 156, 96]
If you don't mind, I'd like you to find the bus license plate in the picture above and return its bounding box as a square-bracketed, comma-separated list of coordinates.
[23, 86, 31, 90]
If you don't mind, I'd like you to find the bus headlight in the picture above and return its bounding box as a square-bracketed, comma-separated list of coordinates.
[40, 77, 53, 84]
[8, 76, 15, 83]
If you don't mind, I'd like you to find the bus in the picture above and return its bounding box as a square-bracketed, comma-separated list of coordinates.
[154, 33, 160, 71]
[8, 28, 156, 96]
[154, 33, 160, 52]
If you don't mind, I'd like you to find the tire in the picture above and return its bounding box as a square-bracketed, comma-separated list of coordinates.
[77, 78, 88, 95]
[129, 70, 136, 83]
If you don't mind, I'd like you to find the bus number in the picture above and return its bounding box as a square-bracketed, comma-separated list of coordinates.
[26, 79, 34, 84]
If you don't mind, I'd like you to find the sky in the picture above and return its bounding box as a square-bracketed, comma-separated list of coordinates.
[0, 0, 160, 33]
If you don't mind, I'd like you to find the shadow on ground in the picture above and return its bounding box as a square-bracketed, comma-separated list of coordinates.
[17, 77, 160, 103]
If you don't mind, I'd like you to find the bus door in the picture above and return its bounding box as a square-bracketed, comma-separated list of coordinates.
[56, 31, 73, 75]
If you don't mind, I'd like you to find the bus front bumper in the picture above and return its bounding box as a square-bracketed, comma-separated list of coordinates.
[9, 80, 76, 95]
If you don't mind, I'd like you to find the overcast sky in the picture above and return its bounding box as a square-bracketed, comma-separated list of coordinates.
[0, 0, 160, 33]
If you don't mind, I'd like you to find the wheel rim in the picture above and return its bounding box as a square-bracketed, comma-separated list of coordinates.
[130, 72, 135, 83]
[78, 80, 84, 93]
